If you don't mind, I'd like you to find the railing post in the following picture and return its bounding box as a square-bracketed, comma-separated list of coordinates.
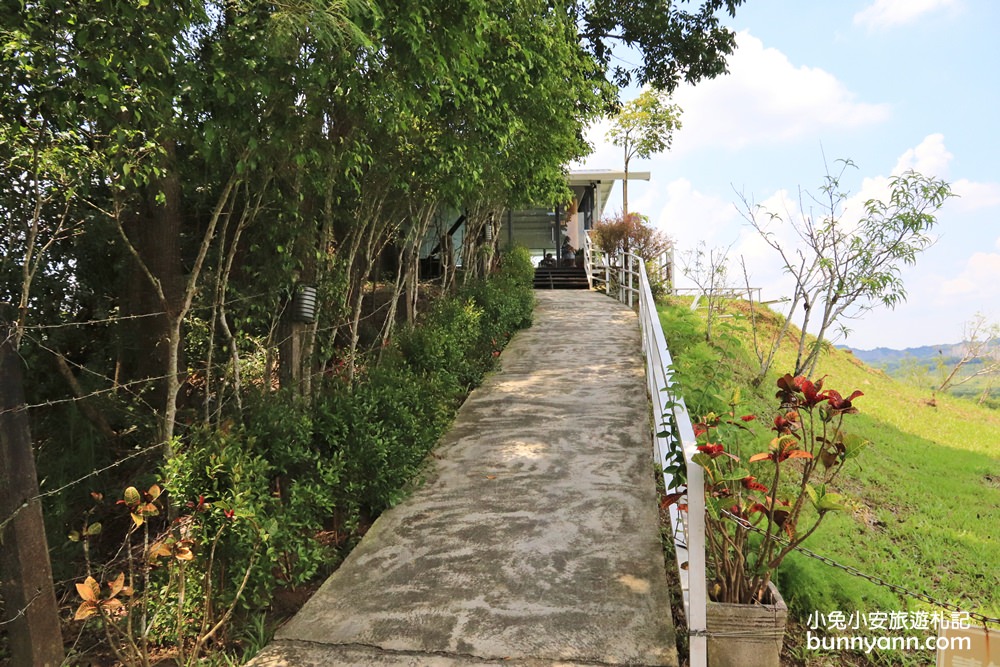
[628, 254, 634, 309]
[619, 258, 625, 302]
[605, 254, 611, 296]
[624, 257, 707, 667]
[687, 451, 708, 667]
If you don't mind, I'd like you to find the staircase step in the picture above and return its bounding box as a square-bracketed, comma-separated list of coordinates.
[533, 266, 589, 290]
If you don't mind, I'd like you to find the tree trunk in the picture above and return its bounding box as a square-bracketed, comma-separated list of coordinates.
[53, 352, 117, 441]
[793, 297, 815, 377]
[623, 155, 630, 216]
[0, 334, 65, 667]
[117, 140, 186, 448]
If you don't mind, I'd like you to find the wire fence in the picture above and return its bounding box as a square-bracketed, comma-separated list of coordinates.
[0, 301, 409, 637]
[716, 508, 1000, 628]
[0, 282, 409, 529]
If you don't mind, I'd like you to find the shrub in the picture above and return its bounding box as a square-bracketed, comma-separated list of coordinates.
[155, 248, 535, 610]
[163, 417, 336, 607]
[395, 296, 486, 395]
[591, 211, 671, 261]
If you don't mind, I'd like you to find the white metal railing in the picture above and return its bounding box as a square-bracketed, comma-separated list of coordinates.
[583, 232, 595, 289]
[585, 236, 707, 667]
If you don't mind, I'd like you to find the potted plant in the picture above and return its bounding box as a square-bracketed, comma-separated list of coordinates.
[691, 374, 868, 667]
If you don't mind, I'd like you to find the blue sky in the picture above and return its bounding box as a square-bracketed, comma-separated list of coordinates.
[578, 0, 1000, 350]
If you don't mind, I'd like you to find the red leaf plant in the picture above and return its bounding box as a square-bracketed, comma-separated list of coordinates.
[692, 375, 868, 605]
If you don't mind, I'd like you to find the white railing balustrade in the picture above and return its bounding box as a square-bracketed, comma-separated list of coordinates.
[585, 233, 707, 667]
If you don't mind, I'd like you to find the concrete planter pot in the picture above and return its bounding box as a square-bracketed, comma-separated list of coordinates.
[706, 582, 787, 667]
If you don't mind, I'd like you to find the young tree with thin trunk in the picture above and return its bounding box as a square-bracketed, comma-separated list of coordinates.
[606, 89, 682, 215]
[680, 241, 732, 343]
[740, 161, 953, 383]
[937, 313, 1000, 395]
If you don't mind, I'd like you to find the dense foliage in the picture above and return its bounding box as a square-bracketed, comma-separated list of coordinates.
[163, 248, 536, 620]
[46, 248, 535, 665]
[1, 0, 746, 660]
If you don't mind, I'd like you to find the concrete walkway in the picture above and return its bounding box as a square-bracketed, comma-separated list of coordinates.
[249, 291, 678, 666]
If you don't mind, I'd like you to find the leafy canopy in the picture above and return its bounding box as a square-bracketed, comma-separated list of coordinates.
[577, 0, 746, 91]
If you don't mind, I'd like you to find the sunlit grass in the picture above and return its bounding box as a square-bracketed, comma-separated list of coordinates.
[657, 297, 1000, 656]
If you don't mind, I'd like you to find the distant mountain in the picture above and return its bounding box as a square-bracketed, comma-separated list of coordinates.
[844, 341, 1000, 379]
[846, 343, 965, 366]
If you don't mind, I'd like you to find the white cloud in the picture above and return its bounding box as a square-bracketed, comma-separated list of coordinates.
[892, 133, 953, 177]
[579, 116, 620, 170]
[843, 134, 1000, 223]
[940, 251, 1000, 298]
[854, 0, 959, 30]
[577, 31, 890, 165]
[668, 32, 891, 153]
[653, 178, 740, 249]
[952, 179, 1000, 211]
[834, 136, 1000, 251]
[650, 180, 805, 300]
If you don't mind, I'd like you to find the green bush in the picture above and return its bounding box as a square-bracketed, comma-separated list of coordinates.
[461, 252, 534, 346]
[315, 362, 454, 519]
[158, 248, 536, 610]
[396, 247, 535, 396]
[496, 244, 536, 288]
[163, 415, 339, 608]
[399, 296, 487, 390]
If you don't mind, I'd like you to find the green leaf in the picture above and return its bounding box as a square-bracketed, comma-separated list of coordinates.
[123, 486, 140, 507]
[691, 452, 713, 469]
[85, 522, 102, 536]
[721, 467, 750, 482]
[705, 496, 722, 520]
[817, 493, 848, 513]
[841, 433, 869, 460]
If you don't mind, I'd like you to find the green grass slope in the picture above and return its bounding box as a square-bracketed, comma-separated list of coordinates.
[657, 298, 1000, 650]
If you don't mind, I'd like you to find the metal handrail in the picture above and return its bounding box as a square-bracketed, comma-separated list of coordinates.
[586, 236, 707, 667]
[583, 233, 595, 290]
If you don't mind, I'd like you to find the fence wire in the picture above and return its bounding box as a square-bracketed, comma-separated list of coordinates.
[714, 507, 1000, 628]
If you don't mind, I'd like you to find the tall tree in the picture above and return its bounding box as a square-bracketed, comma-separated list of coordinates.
[606, 88, 681, 214]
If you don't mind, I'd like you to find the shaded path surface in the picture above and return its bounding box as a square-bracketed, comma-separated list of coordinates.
[250, 291, 677, 666]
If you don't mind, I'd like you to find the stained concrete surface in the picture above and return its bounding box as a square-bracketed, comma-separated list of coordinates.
[249, 291, 678, 666]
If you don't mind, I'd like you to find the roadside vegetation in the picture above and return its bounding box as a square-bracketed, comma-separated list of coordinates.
[2, 2, 750, 663]
[4, 248, 536, 666]
[658, 296, 1000, 666]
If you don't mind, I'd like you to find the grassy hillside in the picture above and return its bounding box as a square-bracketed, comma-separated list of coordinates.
[848, 343, 1000, 409]
[657, 297, 1000, 665]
